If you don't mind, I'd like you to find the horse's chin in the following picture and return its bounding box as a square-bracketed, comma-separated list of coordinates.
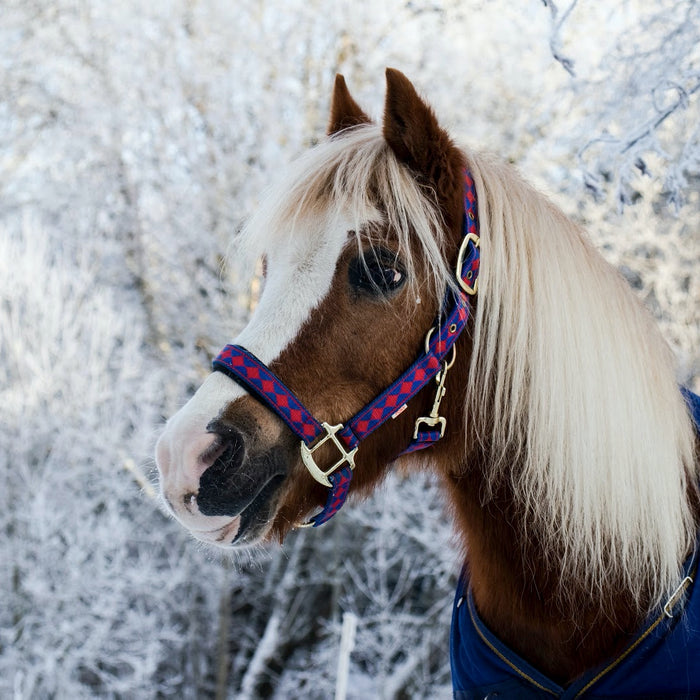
[189, 516, 243, 546]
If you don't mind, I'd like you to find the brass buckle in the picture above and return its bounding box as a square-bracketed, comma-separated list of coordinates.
[456, 232, 480, 295]
[413, 414, 447, 440]
[300, 422, 358, 488]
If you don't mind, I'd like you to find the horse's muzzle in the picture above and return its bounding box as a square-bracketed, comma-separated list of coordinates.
[155, 391, 292, 547]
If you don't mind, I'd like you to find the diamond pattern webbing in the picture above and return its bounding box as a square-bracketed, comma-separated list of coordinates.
[459, 171, 480, 291]
[308, 466, 353, 526]
[212, 346, 327, 445]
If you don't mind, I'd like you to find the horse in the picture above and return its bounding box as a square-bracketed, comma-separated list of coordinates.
[155, 69, 700, 697]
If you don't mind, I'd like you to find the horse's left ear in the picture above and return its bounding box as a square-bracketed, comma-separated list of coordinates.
[328, 74, 371, 135]
[383, 68, 457, 187]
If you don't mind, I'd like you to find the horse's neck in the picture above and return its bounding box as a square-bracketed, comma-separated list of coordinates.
[440, 451, 645, 685]
[432, 159, 700, 682]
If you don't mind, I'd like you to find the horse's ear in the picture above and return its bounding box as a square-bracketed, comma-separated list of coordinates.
[328, 74, 371, 135]
[383, 68, 455, 184]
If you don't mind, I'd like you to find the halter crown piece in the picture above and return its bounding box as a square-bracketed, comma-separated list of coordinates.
[213, 170, 480, 527]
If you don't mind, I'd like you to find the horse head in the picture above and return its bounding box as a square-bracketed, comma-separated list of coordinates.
[155, 70, 470, 547]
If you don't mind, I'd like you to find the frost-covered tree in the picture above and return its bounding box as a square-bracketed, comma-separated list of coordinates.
[542, 0, 700, 209]
[1, 1, 697, 698]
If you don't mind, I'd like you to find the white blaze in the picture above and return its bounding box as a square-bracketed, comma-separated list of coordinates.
[155, 212, 353, 538]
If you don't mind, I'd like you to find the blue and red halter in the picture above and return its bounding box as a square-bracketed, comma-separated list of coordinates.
[213, 170, 480, 526]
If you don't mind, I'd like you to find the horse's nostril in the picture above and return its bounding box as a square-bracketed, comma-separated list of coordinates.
[198, 438, 226, 469]
[203, 423, 244, 465]
[206, 425, 245, 470]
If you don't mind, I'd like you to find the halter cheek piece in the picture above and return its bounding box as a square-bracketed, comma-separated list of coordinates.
[213, 171, 480, 527]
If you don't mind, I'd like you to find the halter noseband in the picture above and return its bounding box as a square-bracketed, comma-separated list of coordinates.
[212, 170, 480, 527]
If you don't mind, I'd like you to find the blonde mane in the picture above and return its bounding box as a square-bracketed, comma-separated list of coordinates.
[238, 125, 451, 299]
[465, 152, 698, 609]
[240, 127, 697, 611]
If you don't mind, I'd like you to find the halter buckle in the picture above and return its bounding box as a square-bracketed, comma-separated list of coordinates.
[413, 353, 453, 441]
[413, 414, 447, 440]
[456, 232, 480, 295]
[300, 422, 358, 488]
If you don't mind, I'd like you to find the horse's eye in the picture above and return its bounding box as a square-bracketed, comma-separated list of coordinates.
[348, 251, 406, 295]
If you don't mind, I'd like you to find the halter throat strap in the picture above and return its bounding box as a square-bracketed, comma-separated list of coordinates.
[212, 170, 480, 526]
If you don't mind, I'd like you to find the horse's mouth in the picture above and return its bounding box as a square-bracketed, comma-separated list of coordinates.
[231, 473, 286, 545]
[188, 472, 286, 547]
[187, 438, 290, 547]
[188, 472, 285, 547]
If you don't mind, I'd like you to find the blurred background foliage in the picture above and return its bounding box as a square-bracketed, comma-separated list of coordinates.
[1, 1, 698, 697]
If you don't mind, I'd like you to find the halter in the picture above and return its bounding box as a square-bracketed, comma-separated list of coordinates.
[213, 170, 480, 526]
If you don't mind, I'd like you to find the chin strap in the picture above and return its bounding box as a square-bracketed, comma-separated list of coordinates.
[213, 169, 480, 526]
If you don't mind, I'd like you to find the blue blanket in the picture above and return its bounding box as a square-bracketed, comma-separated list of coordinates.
[451, 389, 700, 699]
